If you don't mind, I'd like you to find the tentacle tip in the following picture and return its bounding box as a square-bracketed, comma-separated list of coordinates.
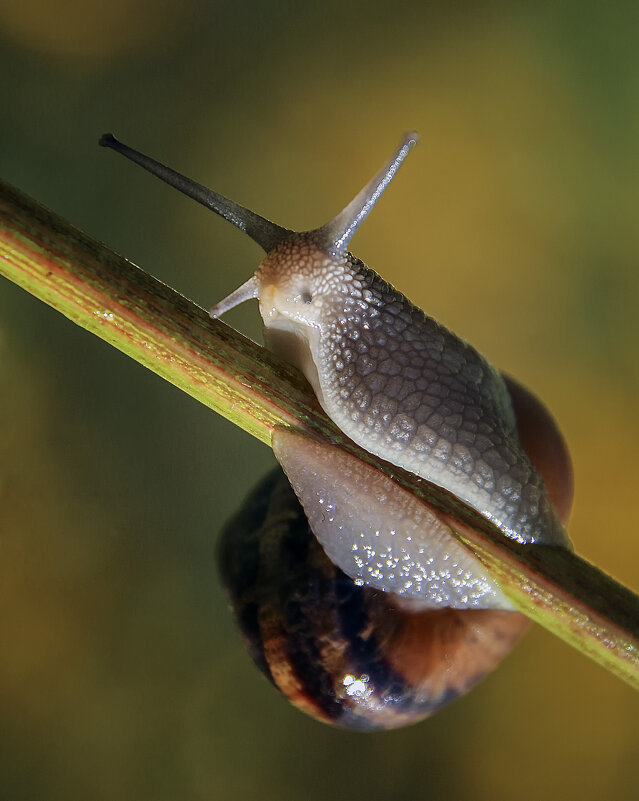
[209, 275, 260, 319]
[99, 133, 117, 149]
[404, 130, 420, 146]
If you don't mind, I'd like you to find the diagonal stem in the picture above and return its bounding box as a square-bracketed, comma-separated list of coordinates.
[1, 178, 638, 690]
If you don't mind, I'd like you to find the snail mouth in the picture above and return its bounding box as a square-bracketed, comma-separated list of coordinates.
[263, 322, 322, 401]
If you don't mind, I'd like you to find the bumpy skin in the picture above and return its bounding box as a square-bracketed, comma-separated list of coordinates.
[258, 237, 567, 546]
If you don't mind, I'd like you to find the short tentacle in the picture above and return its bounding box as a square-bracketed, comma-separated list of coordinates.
[209, 275, 260, 318]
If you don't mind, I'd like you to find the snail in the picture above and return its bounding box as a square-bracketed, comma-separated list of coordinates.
[100, 132, 574, 727]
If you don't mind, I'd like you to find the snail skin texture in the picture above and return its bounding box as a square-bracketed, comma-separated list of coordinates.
[100, 132, 574, 725]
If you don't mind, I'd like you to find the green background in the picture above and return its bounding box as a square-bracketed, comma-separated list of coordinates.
[1, 2, 638, 799]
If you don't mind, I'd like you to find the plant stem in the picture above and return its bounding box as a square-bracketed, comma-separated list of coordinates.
[1, 178, 638, 689]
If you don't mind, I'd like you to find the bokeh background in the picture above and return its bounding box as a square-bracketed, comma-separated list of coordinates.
[1, 2, 638, 799]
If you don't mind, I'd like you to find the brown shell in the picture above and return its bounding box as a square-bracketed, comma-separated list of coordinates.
[218, 469, 528, 731]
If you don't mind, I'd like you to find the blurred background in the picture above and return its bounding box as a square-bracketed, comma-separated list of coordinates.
[1, 1, 638, 799]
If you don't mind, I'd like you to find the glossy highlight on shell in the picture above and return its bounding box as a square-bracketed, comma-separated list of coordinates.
[218, 469, 528, 731]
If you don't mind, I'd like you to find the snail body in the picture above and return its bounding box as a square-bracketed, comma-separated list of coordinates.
[100, 132, 574, 726]
[271, 431, 515, 609]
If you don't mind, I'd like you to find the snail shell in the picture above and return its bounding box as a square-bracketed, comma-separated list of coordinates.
[218, 467, 529, 731]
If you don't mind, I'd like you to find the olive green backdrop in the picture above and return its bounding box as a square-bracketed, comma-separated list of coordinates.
[0, 1, 638, 799]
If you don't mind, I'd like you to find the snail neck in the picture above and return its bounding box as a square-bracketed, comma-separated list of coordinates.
[263, 323, 323, 401]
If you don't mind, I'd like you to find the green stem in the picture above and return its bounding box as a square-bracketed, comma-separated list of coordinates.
[1, 178, 638, 689]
